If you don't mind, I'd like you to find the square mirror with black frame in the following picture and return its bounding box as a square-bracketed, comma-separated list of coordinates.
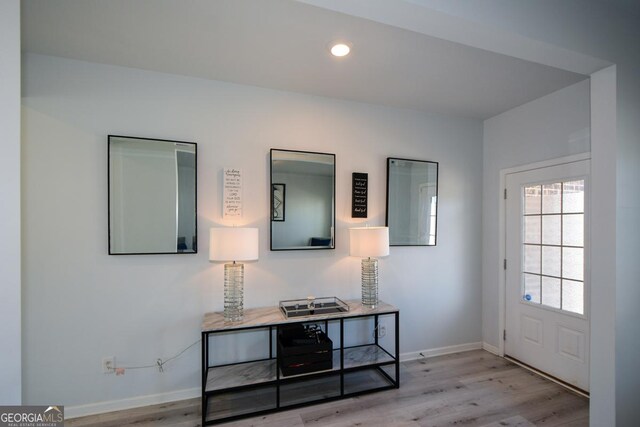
[270, 149, 335, 251]
[108, 135, 197, 255]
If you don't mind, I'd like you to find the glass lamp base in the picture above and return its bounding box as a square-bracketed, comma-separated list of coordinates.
[361, 257, 378, 309]
[224, 263, 244, 322]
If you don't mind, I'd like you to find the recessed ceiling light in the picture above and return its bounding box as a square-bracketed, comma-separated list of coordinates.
[330, 43, 351, 57]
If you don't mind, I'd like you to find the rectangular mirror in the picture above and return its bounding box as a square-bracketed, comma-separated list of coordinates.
[108, 135, 197, 254]
[270, 149, 335, 250]
[386, 157, 439, 246]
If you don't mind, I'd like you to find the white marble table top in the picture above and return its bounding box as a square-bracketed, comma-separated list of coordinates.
[202, 299, 398, 332]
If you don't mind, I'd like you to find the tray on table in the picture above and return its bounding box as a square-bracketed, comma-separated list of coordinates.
[279, 297, 349, 319]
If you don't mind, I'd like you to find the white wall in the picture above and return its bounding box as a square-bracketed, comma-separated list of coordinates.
[21, 54, 483, 409]
[0, 0, 22, 405]
[482, 79, 591, 347]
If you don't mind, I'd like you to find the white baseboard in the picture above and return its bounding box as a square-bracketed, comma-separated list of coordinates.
[67, 341, 487, 419]
[65, 387, 200, 419]
[400, 341, 482, 362]
[482, 342, 501, 356]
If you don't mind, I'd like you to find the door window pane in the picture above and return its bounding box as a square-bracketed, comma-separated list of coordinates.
[562, 280, 584, 314]
[562, 247, 584, 281]
[563, 181, 584, 213]
[562, 214, 584, 246]
[524, 185, 542, 215]
[542, 215, 561, 245]
[524, 273, 541, 304]
[524, 245, 541, 274]
[542, 277, 561, 309]
[542, 183, 562, 214]
[524, 216, 541, 244]
[542, 246, 561, 277]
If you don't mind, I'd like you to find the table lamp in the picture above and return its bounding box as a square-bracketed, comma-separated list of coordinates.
[349, 226, 389, 309]
[209, 227, 259, 322]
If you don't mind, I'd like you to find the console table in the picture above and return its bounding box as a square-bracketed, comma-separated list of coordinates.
[201, 300, 399, 425]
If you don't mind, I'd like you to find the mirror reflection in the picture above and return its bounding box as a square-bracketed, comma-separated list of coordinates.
[270, 149, 335, 250]
[108, 135, 197, 254]
[386, 158, 439, 246]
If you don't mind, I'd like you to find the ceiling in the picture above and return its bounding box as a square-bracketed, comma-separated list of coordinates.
[21, 0, 587, 119]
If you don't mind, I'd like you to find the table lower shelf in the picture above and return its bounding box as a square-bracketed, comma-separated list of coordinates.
[205, 366, 396, 422]
[205, 344, 395, 393]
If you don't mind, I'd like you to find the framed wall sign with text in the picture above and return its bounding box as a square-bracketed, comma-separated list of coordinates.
[352, 172, 368, 218]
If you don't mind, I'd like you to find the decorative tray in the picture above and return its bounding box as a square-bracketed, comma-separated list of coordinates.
[279, 296, 349, 319]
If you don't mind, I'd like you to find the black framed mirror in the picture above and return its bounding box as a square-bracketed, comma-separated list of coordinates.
[386, 157, 439, 246]
[270, 149, 335, 251]
[108, 135, 197, 255]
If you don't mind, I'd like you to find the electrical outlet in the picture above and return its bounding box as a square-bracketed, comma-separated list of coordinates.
[102, 356, 115, 374]
[378, 325, 387, 338]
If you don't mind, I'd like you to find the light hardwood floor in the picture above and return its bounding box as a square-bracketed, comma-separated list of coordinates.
[66, 350, 588, 426]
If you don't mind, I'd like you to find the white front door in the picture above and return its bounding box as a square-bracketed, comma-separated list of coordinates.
[505, 159, 590, 392]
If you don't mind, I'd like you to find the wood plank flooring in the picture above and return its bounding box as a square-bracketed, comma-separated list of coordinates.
[66, 350, 588, 426]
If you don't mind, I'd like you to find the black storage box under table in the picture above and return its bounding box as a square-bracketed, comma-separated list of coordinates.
[278, 323, 333, 376]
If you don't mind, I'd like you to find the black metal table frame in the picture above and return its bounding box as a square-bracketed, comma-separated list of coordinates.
[201, 311, 400, 425]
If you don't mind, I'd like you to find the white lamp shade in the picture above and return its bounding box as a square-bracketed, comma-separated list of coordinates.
[349, 227, 389, 258]
[209, 227, 259, 262]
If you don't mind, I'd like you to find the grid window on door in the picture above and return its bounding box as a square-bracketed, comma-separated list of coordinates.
[522, 180, 584, 314]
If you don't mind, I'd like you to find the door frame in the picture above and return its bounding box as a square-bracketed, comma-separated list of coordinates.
[497, 152, 591, 357]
